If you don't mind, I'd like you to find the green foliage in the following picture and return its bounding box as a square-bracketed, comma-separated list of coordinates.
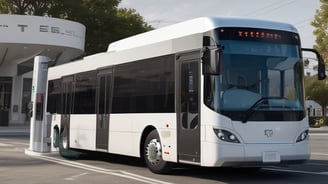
[305, 75, 328, 117]
[310, 0, 328, 118]
[312, 0, 328, 63]
[309, 117, 327, 127]
[0, 0, 153, 55]
[0, 0, 59, 15]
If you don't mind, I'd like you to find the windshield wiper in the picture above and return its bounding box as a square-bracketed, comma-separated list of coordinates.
[241, 97, 286, 123]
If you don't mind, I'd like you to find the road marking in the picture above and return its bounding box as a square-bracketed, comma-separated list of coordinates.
[7, 142, 29, 146]
[312, 152, 328, 156]
[0, 139, 30, 146]
[65, 172, 88, 181]
[305, 162, 328, 166]
[0, 143, 13, 147]
[310, 133, 328, 136]
[264, 167, 328, 175]
[29, 154, 174, 184]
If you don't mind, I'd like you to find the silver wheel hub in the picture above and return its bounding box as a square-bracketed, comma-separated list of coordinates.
[146, 139, 162, 165]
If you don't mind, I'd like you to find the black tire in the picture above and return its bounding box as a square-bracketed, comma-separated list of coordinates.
[143, 130, 173, 174]
[58, 127, 81, 159]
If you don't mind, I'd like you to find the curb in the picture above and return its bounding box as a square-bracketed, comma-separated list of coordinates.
[25, 149, 60, 157]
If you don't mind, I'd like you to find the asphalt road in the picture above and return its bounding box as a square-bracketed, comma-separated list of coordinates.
[0, 133, 327, 184]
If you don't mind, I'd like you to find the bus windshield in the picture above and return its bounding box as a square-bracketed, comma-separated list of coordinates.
[204, 29, 305, 122]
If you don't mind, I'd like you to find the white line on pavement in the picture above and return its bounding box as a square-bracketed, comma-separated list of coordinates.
[29, 154, 174, 184]
[264, 168, 328, 175]
[65, 172, 88, 181]
[312, 152, 328, 156]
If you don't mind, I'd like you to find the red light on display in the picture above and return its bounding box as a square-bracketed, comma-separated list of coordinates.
[218, 27, 300, 45]
[237, 30, 282, 40]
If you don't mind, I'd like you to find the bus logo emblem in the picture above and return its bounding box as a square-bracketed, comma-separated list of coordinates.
[264, 130, 273, 137]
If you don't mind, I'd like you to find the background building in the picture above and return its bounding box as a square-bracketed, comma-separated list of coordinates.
[0, 14, 85, 126]
[306, 100, 323, 117]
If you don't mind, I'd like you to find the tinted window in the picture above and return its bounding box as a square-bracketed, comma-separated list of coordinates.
[62, 76, 74, 114]
[112, 55, 175, 113]
[47, 79, 61, 114]
[73, 71, 96, 114]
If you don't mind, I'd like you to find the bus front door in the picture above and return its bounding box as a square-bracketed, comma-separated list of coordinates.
[96, 69, 113, 151]
[177, 52, 201, 164]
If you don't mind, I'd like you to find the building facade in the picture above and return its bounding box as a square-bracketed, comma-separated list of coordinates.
[0, 14, 85, 126]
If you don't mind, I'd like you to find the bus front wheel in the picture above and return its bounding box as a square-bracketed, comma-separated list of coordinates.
[143, 130, 173, 174]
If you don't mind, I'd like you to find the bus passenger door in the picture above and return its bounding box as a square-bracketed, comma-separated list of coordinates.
[177, 52, 201, 164]
[96, 69, 113, 151]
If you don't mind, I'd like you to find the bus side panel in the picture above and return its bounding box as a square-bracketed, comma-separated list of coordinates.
[108, 113, 177, 162]
[69, 114, 97, 151]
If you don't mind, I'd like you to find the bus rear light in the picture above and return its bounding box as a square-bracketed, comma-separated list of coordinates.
[213, 129, 240, 143]
[296, 130, 309, 142]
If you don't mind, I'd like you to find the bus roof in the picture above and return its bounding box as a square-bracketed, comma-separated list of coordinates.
[49, 17, 299, 80]
[107, 17, 298, 52]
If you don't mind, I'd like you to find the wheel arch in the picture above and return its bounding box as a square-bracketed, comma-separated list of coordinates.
[140, 125, 156, 159]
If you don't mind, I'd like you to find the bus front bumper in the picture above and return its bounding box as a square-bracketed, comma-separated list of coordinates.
[201, 141, 310, 167]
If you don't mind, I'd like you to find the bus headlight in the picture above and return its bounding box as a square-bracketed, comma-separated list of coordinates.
[296, 130, 309, 142]
[213, 129, 240, 143]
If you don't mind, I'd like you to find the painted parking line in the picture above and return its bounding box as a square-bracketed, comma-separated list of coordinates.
[65, 172, 88, 181]
[312, 152, 328, 156]
[27, 152, 174, 184]
[309, 133, 328, 136]
[0, 143, 13, 147]
[264, 167, 328, 176]
[305, 162, 328, 167]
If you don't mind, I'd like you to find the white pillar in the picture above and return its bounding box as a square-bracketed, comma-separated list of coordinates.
[29, 56, 50, 152]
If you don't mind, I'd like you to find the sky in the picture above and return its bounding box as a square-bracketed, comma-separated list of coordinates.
[119, 0, 321, 48]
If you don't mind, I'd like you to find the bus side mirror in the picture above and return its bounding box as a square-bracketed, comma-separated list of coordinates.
[202, 37, 222, 75]
[202, 48, 221, 75]
[301, 48, 326, 80]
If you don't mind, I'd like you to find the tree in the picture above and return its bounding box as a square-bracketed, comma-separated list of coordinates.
[0, 0, 153, 55]
[0, 0, 59, 15]
[305, 76, 328, 118]
[312, 0, 328, 63]
[308, 0, 328, 119]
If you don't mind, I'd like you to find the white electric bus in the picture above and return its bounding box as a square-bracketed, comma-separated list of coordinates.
[47, 17, 326, 174]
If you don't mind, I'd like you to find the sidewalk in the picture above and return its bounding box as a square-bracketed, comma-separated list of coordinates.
[309, 126, 328, 134]
[0, 125, 30, 136]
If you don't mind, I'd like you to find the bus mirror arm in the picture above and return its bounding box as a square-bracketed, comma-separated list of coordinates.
[301, 48, 326, 80]
[202, 45, 223, 75]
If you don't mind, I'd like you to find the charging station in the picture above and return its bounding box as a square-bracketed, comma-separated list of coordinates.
[28, 56, 51, 153]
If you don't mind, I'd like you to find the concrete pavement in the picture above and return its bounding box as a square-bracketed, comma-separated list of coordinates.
[309, 126, 328, 134]
[0, 125, 30, 136]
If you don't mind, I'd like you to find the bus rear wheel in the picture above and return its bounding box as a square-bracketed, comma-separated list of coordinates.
[143, 130, 173, 174]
